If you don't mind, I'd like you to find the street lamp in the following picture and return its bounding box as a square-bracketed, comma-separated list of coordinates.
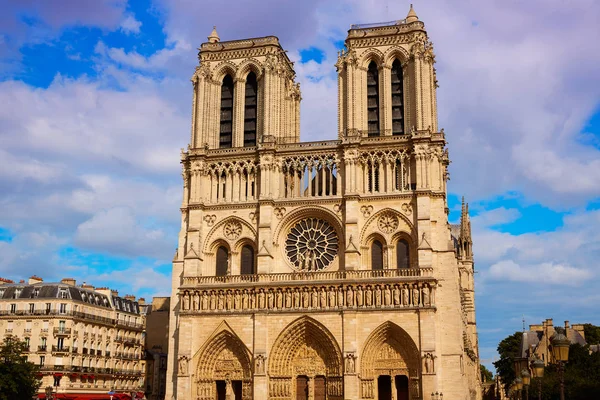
[521, 368, 530, 400]
[551, 332, 570, 400]
[531, 357, 544, 400]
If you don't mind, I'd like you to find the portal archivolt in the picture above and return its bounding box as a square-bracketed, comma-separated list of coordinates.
[268, 316, 343, 400]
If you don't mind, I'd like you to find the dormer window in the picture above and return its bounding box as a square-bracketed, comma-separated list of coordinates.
[59, 289, 68, 299]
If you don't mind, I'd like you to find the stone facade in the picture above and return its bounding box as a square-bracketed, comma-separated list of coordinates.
[167, 6, 481, 400]
[0, 276, 146, 395]
[145, 297, 171, 400]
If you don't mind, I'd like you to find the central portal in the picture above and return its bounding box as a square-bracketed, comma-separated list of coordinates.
[377, 375, 409, 400]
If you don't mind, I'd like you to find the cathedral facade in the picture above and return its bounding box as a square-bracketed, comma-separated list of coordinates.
[166, 6, 481, 400]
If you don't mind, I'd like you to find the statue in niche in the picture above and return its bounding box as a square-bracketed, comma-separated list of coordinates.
[242, 290, 249, 309]
[193, 292, 199, 310]
[267, 289, 274, 309]
[250, 290, 256, 309]
[255, 355, 265, 374]
[345, 353, 356, 374]
[356, 286, 364, 307]
[210, 291, 216, 310]
[285, 289, 292, 308]
[302, 288, 309, 308]
[178, 356, 188, 375]
[218, 292, 224, 309]
[393, 285, 400, 305]
[374, 286, 382, 307]
[201, 291, 208, 310]
[294, 289, 301, 308]
[384, 285, 391, 306]
[329, 287, 336, 307]
[258, 289, 265, 309]
[337, 286, 344, 307]
[234, 290, 241, 309]
[412, 285, 420, 306]
[226, 291, 233, 310]
[311, 287, 318, 308]
[346, 286, 354, 307]
[365, 286, 372, 306]
[402, 286, 409, 306]
[182, 293, 190, 310]
[276, 289, 283, 309]
[320, 287, 327, 308]
[422, 286, 430, 306]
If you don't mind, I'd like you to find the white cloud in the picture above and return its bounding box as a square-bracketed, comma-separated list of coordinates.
[120, 14, 142, 35]
[488, 260, 592, 286]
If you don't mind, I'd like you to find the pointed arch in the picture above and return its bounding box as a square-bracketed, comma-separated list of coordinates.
[236, 58, 264, 81]
[268, 316, 344, 399]
[213, 61, 237, 82]
[194, 322, 253, 399]
[360, 321, 421, 398]
[383, 46, 410, 68]
[360, 208, 415, 244]
[358, 48, 384, 69]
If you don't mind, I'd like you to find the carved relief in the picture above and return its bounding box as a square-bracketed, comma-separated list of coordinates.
[401, 202, 413, 215]
[360, 205, 374, 217]
[249, 212, 258, 224]
[223, 220, 242, 240]
[177, 355, 189, 376]
[377, 212, 399, 234]
[203, 214, 217, 227]
[345, 353, 356, 374]
[274, 207, 286, 219]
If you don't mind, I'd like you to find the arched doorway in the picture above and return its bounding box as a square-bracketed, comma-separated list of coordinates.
[268, 316, 343, 400]
[360, 322, 421, 400]
[194, 327, 253, 400]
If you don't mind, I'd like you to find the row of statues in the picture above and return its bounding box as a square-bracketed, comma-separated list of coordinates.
[180, 283, 435, 312]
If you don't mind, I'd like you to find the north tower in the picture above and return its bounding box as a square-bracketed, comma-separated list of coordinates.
[167, 6, 481, 400]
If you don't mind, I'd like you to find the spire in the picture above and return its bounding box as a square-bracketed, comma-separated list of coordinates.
[207, 26, 220, 43]
[460, 197, 471, 241]
[406, 4, 419, 23]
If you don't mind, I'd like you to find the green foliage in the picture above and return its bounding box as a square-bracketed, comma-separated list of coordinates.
[480, 364, 493, 382]
[583, 323, 600, 345]
[493, 331, 522, 395]
[0, 336, 42, 400]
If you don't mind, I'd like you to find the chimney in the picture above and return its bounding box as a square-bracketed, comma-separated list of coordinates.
[60, 278, 76, 286]
[81, 282, 95, 291]
[19, 279, 25, 284]
[138, 298, 146, 305]
[124, 294, 136, 301]
[0, 277, 14, 285]
[95, 287, 113, 302]
[28, 275, 43, 285]
[111, 290, 119, 297]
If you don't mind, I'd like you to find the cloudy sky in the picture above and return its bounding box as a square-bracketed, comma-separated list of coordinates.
[1, 0, 599, 370]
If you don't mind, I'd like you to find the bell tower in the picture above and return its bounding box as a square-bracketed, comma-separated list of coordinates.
[337, 5, 438, 138]
[190, 27, 301, 150]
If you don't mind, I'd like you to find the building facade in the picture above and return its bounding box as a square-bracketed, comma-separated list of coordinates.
[144, 297, 171, 400]
[167, 6, 481, 400]
[0, 276, 146, 396]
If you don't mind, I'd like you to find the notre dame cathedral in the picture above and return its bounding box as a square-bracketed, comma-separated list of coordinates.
[166, 5, 481, 400]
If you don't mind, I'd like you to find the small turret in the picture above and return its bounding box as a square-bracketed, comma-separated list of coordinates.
[459, 197, 473, 260]
[207, 26, 220, 43]
[406, 4, 419, 23]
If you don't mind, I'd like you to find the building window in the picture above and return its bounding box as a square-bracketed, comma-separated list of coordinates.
[391, 59, 405, 135]
[53, 376, 61, 386]
[59, 303, 67, 314]
[10, 304, 16, 313]
[240, 245, 255, 275]
[29, 303, 34, 313]
[24, 337, 30, 349]
[244, 72, 258, 147]
[371, 240, 384, 270]
[59, 289, 68, 299]
[396, 239, 410, 268]
[39, 356, 45, 366]
[45, 303, 51, 314]
[367, 61, 380, 137]
[216, 246, 229, 277]
[219, 74, 234, 148]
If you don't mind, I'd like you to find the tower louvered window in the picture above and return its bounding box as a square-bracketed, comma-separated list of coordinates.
[371, 240, 383, 270]
[367, 62, 380, 137]
[219, 75, 234, 148]
[396, 239, 410, 268]
[244, 72, 258, 147]
[216, 246, 229, 276]
[391, 59, 405, 135]
[240, 245, 255, 275]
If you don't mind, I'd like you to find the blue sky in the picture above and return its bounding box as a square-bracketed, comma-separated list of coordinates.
[1, 0, 600, 371]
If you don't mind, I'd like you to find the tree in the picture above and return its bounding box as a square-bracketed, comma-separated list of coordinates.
[493, 331, 522, 396]
[0, 335, 41, 400]
[583, 323, 600, 345]
[480, 364, 493, 382]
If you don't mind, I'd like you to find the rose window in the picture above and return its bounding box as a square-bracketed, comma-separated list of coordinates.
[286, 218, 339, 271]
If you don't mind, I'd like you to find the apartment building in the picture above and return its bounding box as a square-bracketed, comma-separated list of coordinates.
[0, 276, 146, 396]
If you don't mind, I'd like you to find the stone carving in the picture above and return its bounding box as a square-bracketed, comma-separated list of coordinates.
[255, 354, 265, 375]
[401, 202, 412, 215]
[181, 282, 434, 314]
[178, 355, 188, 376]
[249, 212, 257, 224]
[378, 212, 399, 234]
[203, 214, 216, 227]
[286, 218, 339, 271]
[274, 207, 286, 219]
[333, 204, 343, 215]
[360, 205, 373, 217]
[423, 352, 436, 374]
[345, 353, 356, 373]
[223, 220, 242, 240]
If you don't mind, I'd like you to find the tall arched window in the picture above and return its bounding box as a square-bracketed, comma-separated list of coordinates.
[396, 239, 410, 268]
[367, 61, 380, 137]
[240, 245, 255, 275]
[216, 246, 229, 276]
[371, 240, 383, 270]
[244, 72, 258, 147]
[219, 75, 234, 148]
[391, 59, 405, 135]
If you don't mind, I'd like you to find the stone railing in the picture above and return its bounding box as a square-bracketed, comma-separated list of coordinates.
[179, 269, 436, 315]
